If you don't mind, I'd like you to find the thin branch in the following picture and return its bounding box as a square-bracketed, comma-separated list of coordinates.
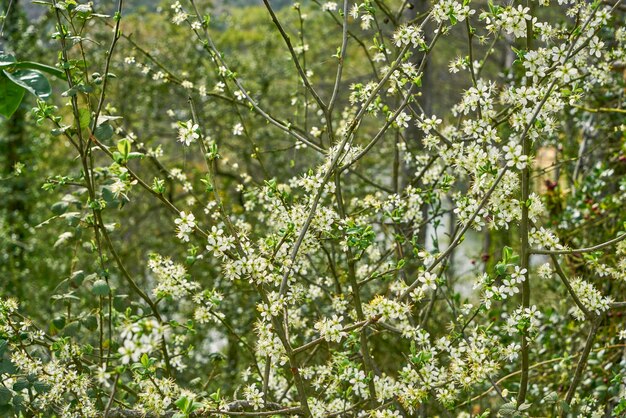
[530, 233, 626, 255]
[261, 0, 328, 113]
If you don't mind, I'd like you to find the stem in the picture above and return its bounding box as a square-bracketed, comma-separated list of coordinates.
[563, 318, 601, 410]
[516, 113, 531, 408]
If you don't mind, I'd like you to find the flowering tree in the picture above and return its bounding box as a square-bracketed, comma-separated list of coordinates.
[1, 0, 626, 416]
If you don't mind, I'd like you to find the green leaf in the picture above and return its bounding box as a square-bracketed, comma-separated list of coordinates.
[495, 263, 507, 275]
[502, 246, 513, 262]
[74, 4, 92, 15]
[81, 314, 98, 331]
[63, 211, 81, 227]
[542, 391, 558, 405]
[140, 353, 151, 368]
[102, 186, 117, 206]
[78, 108, 91, 130]
[175, 395, 196, 414]
[12, 378, 29, 392]
[12, 394, 23, 408]
[117, 138, 131, 159]
[127, 152, 144, 160]
[91, 279, 110, 296]
[12, 61, 64, 79]
[0, 72, 25, 118]
[3, 69, 51, 99]
[62, 86, 79, 97]
[0, 359, 16, 375]
[499, 402, 517, 416]
[63, 321, 81, 337]
[96, 115, 122, 126]
[113, 294, 128, 311]
[0, 53, 16, 67]
[94, 123, 114, 141]
[52, 316, 66, 330]
[51, 201, 69, 215]
[32, 381, 51, 393]
[0, 386, 12, 405]
[54, 231, 73, 248]
[70, 270, 86, 287]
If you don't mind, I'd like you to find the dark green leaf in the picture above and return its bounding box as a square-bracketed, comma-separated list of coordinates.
[51, 201, 69, 215]
[113, 294, 128, 311]
[12, 378, 29, 392]
[0, 359, 16, 375]
[70, 270, 86, 286]
[0, 54, 16, 67]
[12, 61, 64, 79]
[102, 187, 117, 206]
[3, 69, 51, 99]
[499, 402, 517, 416]
[91, 279, 110, 296]
[63, 321, 81, 337]
[32, 381, 51, 393]
[0, 386, 11, 405]
[0, 73, 25, 118]
[52, 316, 66, 330]
[94, 123, 114, 141]
[12, 394, 23, 408]
[81, 315, 98, 331]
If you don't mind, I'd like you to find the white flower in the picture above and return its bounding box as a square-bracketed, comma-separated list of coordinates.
[118, 340, 140, 364]
[503, 143, 528, 170]
[395, 111, 411, 128]
[172, 11, 187, 25]
[174, 211, 196, 242]
[537, 263, 553, 280]
[243, 385, 264, 410]
[314, 314, 346, 343]
[570, 278, 611, 320]
[321, 2, 337, 11]
[417, 114, 442, 133]
[393, 25, 425, 49]
[206, 226, 235, 258]
[510, 266, 527, 284]
[418, 271, 438, 291]
[553, 62, 578, 83]
[95, 363, 112, 387]
[177, 120, 199, 146]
